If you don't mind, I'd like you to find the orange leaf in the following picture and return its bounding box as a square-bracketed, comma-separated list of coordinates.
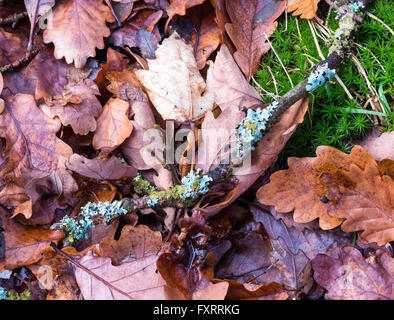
[93, 98, 133, 155]
[286, 0, 320, 20]
[257, 146, 394, 245]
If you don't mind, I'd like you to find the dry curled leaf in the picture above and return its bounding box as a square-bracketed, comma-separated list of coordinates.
[312, 246, 394, 300]
[135, 32, 215, 122]
[93, 98, 133, 154]
[43, 0, 115, 68]
[286, 0, 320, 20]
[257, 146, 394, 245]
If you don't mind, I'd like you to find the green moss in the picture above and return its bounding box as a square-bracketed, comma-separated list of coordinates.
[255, 0, 393, 168]
[132, 173, 156, 195]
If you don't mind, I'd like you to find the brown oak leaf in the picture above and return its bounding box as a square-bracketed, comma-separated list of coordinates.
[257, 146, 394, 245]
[43, 0, 115, 68]
[312, 247, 394, 300]
[40, 79, 102, 135]
[287, 0, 320, 20]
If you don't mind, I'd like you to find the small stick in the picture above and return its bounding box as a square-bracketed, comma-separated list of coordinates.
[0, 12, 28, 27]
[0, 48, 39, 73]
[50, 242, 134, 300]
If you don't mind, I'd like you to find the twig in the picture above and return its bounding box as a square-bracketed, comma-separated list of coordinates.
[0, 48, 39, 73]
[0, 12, 28, 27]
[50, 243, 135, 300]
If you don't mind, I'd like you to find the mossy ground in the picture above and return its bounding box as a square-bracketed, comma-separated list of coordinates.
[255, 0, 393, 168]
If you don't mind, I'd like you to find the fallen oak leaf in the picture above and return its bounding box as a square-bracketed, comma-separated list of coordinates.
[166, 0, 205, 30]
[312, 246, 394, 300]
[40, 79, 102, 135]
[286, 0, 321, 20]
[66, 154, 137, 181]
[93, 98, 133, 155]
[99, 224, 162, 265]
[257, 146, 394, 245]
[43, 0, 115, 68]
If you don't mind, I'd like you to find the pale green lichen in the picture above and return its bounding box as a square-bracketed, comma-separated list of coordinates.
[132, 173, 156, 195]
[349, 1, 365, 13]
[0, 287, 30, 300]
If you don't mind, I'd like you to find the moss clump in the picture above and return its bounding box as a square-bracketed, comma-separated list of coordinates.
[255, 0, 393, 168]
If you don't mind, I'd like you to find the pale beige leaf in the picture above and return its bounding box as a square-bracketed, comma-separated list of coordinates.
[135, 32, 215, 122]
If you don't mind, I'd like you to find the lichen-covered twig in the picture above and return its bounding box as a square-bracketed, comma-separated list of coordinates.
[0, 48, 39, 73]
[51, 0, 372, 244]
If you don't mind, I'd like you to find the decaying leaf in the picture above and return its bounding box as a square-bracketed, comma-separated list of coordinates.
[66, 154, 137, 181]
[135, 32, 215, 122]
[43, 0, 115, 68]
[166, 0, 205, 23]
[251, 205, 352, 294]
[286, 0, 320, 20]
[99, 224, 162, 265]
[257, 146, 394, 245]
[312, 247, 394, 300]
[26, 44, 69, 100]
